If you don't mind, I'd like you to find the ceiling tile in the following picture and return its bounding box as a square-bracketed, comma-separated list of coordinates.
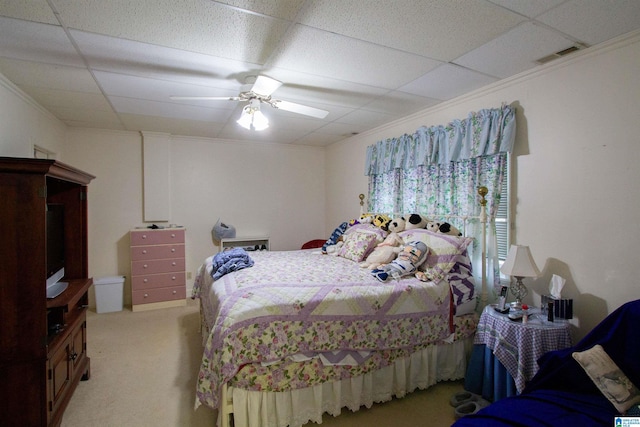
[108, 96, 234, 122]
[55, 0, 289, 64]
[454, 22, 577, 79]
[93, 71, 240, 106]
[270, 25, 442, 89]
[487, 0, 566, 19]
[70, 30, 258, 89]
[49, 105, 122, 125]
[0, 17, 84, 67]
[0, 0, 59, 24]
[399, 63, 498, 101]
[0, 58, 100, 92]
[536, 0, 640, 46]
[363, 91, 441, 116]
[299, 0, 526, 61]
[15, 86, 112, 111]
[217, 0, 306, 21]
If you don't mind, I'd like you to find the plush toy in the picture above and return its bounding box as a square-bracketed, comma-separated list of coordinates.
[324, 238, 344, 255]
[403, 213, 429, 230]
[371, 241, 429, 282]
[372, 214, 391, 230]
[322, 221, 350, 253]
[438, 222, 462, 236]
[385, 216, 407, 233]
[348, 213, 374, 227]
[426, 221, 462, 236]
[359, 232, 403, 269]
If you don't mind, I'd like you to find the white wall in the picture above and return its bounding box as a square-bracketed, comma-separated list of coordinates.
[326, 32, 640, 340]
[64, 130, 326, 306]
[0, 74, 66, 157]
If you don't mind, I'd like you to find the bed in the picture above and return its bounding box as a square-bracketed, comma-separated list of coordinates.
[192, 195, 490, 427]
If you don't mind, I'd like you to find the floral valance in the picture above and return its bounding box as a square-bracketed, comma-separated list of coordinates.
[365, 105, 516, 176]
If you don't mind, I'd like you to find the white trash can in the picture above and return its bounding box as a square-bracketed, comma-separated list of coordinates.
[94, 276, 125, 313]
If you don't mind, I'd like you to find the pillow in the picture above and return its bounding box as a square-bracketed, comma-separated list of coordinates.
[399, 229, 473, 281]
[337, 231, 379, 262]
[344, 223, 387, 242]
[447, 250, 476, 307]
[572, 344, 640, 413]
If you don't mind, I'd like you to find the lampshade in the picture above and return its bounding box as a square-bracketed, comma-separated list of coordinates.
[236, 99, 269, 131]
[500, 245, 540, 278]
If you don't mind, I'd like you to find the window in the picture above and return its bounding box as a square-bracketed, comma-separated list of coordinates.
[496, 153, 510, 282]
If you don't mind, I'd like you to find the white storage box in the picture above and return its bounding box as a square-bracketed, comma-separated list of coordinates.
[94, 276, 125, 313]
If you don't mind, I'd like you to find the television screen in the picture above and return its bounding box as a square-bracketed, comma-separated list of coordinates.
[46, 204, 65, 280]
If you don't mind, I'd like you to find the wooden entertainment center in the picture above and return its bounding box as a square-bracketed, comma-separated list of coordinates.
[0, 157, 95, 427]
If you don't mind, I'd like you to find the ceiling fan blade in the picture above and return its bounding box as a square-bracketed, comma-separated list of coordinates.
[251, 75, 282, 96]
[169, 96, 242, 101]
[272, 100, 329, 119]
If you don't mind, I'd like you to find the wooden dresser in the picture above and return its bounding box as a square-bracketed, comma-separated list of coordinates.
[130, 228, 187, 311]
[0, 157, 94, 427]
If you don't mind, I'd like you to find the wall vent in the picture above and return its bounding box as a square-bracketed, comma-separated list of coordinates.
[536, 43, 587, 64]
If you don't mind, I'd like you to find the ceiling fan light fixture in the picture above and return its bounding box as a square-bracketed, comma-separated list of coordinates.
[252, 110, 269, 131]
[236, 101, 269, 131]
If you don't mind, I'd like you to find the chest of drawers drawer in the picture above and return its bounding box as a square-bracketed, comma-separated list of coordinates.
[130, 229, 185, 245]
[131, 244, 185, 261]
[132, 286, 186, 305]
[131, 258, 185, 275]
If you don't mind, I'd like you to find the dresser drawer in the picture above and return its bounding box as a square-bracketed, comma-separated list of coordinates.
[130, 229, 185, 246]
[131, 244, 185, 261]
[131, 272, 185, 290]
[132, 286, 185, 305]
[131, 258, 185, 275]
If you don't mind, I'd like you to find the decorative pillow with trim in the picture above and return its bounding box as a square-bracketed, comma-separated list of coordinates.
[343, 223, 387, 242]
[447, 250, 476, 306]
[572, 344, 640, 414]
[398, 229, 473, 281]
[337, 230, 379, 262]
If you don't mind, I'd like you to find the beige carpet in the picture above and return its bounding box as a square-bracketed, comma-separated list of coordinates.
[61, 300, 465, 427]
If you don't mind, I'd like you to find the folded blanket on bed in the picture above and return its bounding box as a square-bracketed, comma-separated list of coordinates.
[210, 248, 254, 280]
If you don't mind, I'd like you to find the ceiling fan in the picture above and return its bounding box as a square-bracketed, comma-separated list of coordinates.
[170, 75, 329, 130]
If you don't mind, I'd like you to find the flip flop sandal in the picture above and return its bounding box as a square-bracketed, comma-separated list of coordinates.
[449, 391, 480, 407]
[454, 399, 491, 419]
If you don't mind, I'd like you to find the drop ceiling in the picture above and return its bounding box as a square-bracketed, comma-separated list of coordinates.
[1, 0, 639, 146]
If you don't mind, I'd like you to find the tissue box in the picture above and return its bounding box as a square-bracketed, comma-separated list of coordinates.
[541, 295, 573, 319]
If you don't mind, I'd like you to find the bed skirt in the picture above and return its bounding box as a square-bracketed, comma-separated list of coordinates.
[218, 337, 474, 427]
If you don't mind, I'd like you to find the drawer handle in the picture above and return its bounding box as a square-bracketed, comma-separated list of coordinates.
[172, 262, 176, 266]
[142, 234, 147, 239]
[172, 290, 177, 295]
[172, 276, 176, 280]
[171, 233, 176, 238]
[142, 250, 147, 254]
[144, 293, 148, 298]
[171, 248, 175, 252]
[143, 264, 148, 268]
[143, 278, 148, 283]
[69, 352, 78, 361]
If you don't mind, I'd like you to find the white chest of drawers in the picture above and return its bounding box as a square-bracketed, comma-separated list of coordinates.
[130, 228, 187, 312]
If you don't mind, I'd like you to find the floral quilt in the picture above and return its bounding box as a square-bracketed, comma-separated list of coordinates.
[192, 249, 455, 410]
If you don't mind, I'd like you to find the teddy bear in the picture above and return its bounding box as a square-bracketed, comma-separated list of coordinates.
[403, 213, 429, 230]
[359, 232, 403, 269]
[371, 240, 429, 282]
[425, 221, 462, 236]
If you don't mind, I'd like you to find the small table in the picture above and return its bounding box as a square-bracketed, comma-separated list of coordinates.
[465, 305, 572, 401]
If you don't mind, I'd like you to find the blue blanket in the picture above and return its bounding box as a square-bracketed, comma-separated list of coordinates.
[454, 299, 640, 426]
[210, 248, 254, 280]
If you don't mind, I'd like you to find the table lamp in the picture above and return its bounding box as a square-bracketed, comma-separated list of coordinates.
[500, 245, 540, 309]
